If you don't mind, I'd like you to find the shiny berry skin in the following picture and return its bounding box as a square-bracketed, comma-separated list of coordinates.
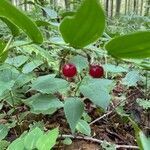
[62, 63, 77, 78]
[89, 65, 104, 78]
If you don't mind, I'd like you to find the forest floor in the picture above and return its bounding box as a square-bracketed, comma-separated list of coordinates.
[1, 79, 149, 150]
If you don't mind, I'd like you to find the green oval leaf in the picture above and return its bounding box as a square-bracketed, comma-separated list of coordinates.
[31, 74, 69, 94]
[7, 138, 24, 150]
[79, 77, 113, 110]
[64, 98, 84, 133]
[105, 31, 150, 59]
[76, 119, 91, 136]
[139, 131, 150, 150]
[5, 55, 29, 67]
[24, 127, 43, 150]
[36, 128, 59, 150]
[60, 0, 105, 48]
[0, 0, 43, 43]
[22, 59, 43, 74]
[122, 71, 141, 87]
[63, 138, 72, 145]
[0, 124, 9, 141]
[24, 94, 63, 114]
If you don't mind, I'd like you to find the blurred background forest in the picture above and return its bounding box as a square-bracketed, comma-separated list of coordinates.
[5, 0, 149, 40]
[9, 0, 150, 16]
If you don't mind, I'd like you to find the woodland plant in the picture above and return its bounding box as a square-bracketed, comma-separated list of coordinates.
[0, 0, 149, 150]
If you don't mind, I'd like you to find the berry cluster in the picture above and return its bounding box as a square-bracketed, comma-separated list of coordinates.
[62, 63, 104, 78]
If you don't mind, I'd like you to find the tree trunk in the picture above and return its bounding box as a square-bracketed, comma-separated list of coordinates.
[133, 0, 139, 14]
[128, 0, 132, 14]
[133, 0, 137, 12]
[115, 0, 121, 16]
[110, 0, 114, 18]
[145, 0, 150, 16]
[105, 0, 109, 16]
[136, 0, 139, 14]
[40, 0, 50, 38]
[24, 0, 27, 11]
[64, 0, 70, 10]
[125, 0, 128, 14]
[140, 0, 144, 15]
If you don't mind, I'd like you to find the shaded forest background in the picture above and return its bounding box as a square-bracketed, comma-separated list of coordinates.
[9, 0, 150, 17]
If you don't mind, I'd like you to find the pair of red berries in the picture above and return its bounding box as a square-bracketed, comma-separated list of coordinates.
[62, 63, 104, 78]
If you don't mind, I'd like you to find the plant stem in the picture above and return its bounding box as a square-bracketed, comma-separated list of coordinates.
[9, 91, 16, 110]
[145, 71, 148, 99]
[74, 75, 85, 96]
[9, 41, 33, 50]
[1, 36, 14, 55]
[58, 50, 69, 76]
[104, 55, 108, 78]
[9, 91, 22, 133]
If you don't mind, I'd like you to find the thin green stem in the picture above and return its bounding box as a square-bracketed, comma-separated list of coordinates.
[0, 36, 14, 56]
[58, 50, 69, 76]
[9, 91, 21, 125]
[103, 32, 112, 40]
[74, 75, 85, 96]
[9, 41, 33, 50]
[104, 56, 108, 79]
[145, 71, 148, 99]
[9, 91, 15, 109]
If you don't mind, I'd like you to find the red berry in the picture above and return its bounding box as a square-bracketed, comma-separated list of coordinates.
[62, 63, 77, 78]
[89, 65, 104, 78]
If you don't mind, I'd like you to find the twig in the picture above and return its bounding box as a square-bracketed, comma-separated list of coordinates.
[89, 110, 113, 125]
[59, 134, 139, 149]
[59, 134, 103, 144]
[116, 145, 139, 149]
